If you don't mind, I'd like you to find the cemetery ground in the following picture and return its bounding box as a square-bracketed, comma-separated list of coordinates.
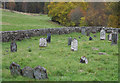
[2, 32, 118, 81]
[1, 9, 62, 31]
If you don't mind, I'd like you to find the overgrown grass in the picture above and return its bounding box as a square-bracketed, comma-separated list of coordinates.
[2, 32, 118, 81]
[1, 9, 63, 31]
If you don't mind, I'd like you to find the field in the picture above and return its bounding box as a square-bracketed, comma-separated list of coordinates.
[1, 9, 63, 31]
[2, 32, 118, 81]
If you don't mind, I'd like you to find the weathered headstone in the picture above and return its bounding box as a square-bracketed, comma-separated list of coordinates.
[80, 56, 88, 64]
[89, 37, 92, 40]
[100, 27, 106, 40]
[46, 33, 51, 43]
[22, 66, 34, 78]
[111, 32, 117, 45]
[108, 33, 112, 41]
[71, 38, 78, 51]
[39, 38, 47, 47]
[81, 27, 86, 35]
[10, 40, 17, 52]
[68, 37, 72, 45]
[9, 62, 22, 76]
[33, 66, 48, 80]
[86, 31, 90, 36]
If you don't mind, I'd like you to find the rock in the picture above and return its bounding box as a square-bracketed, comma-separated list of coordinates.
[99, 52, 107, 55]
[80, 56, 88, 64]
[22, 66, 34, 78]
[39, 38, 47, 47]
[92, 47, 99, 50]
[33, 66, 48, 80]
[71, 38, 78, 51]
[9, 62, 22, 76]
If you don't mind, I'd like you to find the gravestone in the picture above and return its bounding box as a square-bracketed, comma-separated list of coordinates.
[91, 29, 96, 34]
[68, 37, 72, 45]
[46, 33, 51, 43]
[10, 40, 17, 52]
[39, 38, 47, 47]
[108, 33, 112, 41]
[33, 66, 48, 80]
[86, 31, 90, 36]
[93, 35, 96, 37]
[9, 62, 22, 76]
[89, 37, 92, 40]
[81, 27, 86, 35]
[22, 66, 34, 78]
[71, 38, 78, 51]
[111, 32, 117, 45]
[80, 56, 88, 64]
[79, 36, 81, 39]
[100, 27, 106, 40]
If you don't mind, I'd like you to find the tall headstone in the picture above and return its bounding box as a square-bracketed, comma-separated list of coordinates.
[10, 40, 17, 52]
[108, 33, 112, 41]
[100, 27, 106, 40]
[22, 66, 34, 78]
[81, 27, 86, 35]
[111, 32, 117, 45]
[9, 62, 22, 76]
[39, 38, 47, 47]
[46, 33, 51, 43]
[71, 38, 78, 51]
[33, 66, 48, 80]
[68, 37, 72, 45]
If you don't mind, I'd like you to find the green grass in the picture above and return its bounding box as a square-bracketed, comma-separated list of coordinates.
[2, 32, 118, 81]
[1, 9, 63, 31]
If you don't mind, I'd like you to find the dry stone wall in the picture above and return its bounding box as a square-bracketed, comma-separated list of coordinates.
[1, 27, 120, 42]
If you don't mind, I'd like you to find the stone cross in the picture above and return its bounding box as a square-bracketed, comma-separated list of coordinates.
[100, 27, 106, 40]
[33, 66, 48, 80]
[46, 33, 51, 43]
[81, 27, 86, 35]
[68, 37, 72, 45]
[22, 66, 34, 78]
[39, 38, 47, 47]
[111, 32, 117, 45]
[71, 38, 78, 51]
[9, 62, 22, 76]
[10, 40, 17, 52]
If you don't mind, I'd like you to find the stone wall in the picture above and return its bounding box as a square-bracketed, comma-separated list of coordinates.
[1, 27, 120, 42]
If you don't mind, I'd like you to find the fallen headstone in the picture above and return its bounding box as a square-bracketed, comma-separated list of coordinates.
[99, 52, 107, 55]
[22, 66, 34, 78]
[80, 56, 88, 64]
[92, 47, 99, 50]
[33, 66, 48, 80]
[9, 62, 22, 76]
[71, 38, 78, 51]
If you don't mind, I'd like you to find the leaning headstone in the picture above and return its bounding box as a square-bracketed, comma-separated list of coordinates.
[22, 66, 34, 78]
[68, 37, 72, 45]
[81, 27, 86, 35]
[9, 62, 22, 76]
[71, 38, 78, 51]
[33, 66, 48, 80]
[39, 38, 47, 47]
[100, 27, 106, 40]
[46, 33, 51, 43]
[89, 37, 92, 40]
[80, 56, 88, 64]
[108, 33, 112, 41]
[10, 40, 17, 52]
[111, 32, 117, 45]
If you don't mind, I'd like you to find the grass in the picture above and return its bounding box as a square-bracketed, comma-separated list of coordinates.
[2, 32, 118, 81]
[1, 9, 63, 31]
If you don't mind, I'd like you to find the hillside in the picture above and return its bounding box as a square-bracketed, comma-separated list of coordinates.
[1, 9, 63, 31]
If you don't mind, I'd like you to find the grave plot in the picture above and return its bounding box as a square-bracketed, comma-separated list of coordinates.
[2, 32, 118, 81]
